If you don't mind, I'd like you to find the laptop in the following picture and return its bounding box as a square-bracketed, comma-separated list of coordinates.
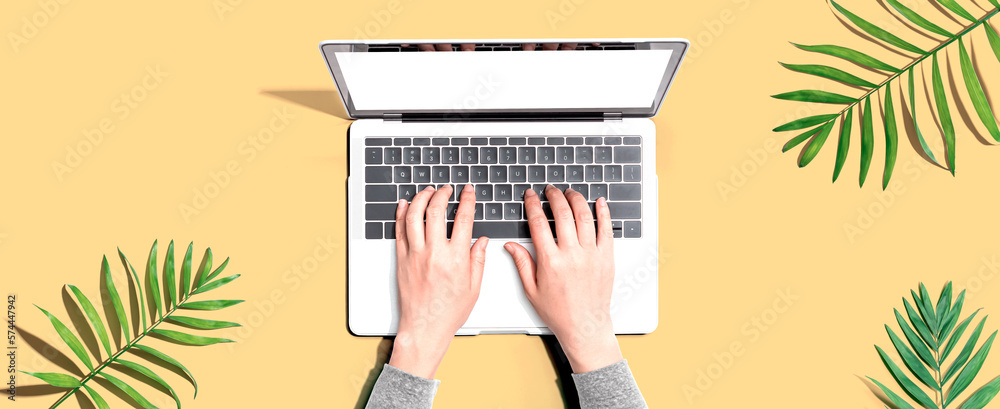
[320, 39, 688, 336]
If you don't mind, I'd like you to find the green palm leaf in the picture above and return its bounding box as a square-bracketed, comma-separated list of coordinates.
[909, 67, 939, 164]
[860, 96, 874, 187]
[883, 86, 898, 189]
[151, 329, 233, 346]
[192, 274, 240, 295]
[179, 300, 244, 310]
[117, 359, 182, 409]
[119, 248, 147, 330]
[792, 43, 898, 71]
[905, 297, 939, 350]
[958, 376, 1000, 409]
[876, 345, 940, 408]
[988, 23, 1000, 63]
[870, 376, 919, 409]
[783, 124, 829, 152]
[799, 121, 837, 167]
[21, 371, 81, 388]
[945, 317, 988, 383]
[937, 283, 954, 333]
[164, 240, 177, 309]
[942, 309, 982, 364]
[82, 384, 111, 409]
[102, 255, 130, 344]
[935, 0, 977, 22]
[833, 109, 854, 182]
[101, 372, 155, 409]
[205, 257, 230, 283]
[35, 305, 93, 371]
[780, 62, 877, 88]
[947, 332, 998, 406]
[193, 248, 213, 289]
[166, 316, 241, 330]
[131, 344, 198, 398]
[773, 90, 857, 104]
[885, 0, 953, 37]
[146, 240, 163, 319]
[931, 53, 956, 175]
[885, 325, 940, 390]
[180, 242, 194, 300]
[940, 291, 967, 343]
[958, 38, 1000, 142]
[895, 310, 939, 371]
[830, 0, 925, 54]
[774, 114, 840, 133]
[66, 284, 112, 358]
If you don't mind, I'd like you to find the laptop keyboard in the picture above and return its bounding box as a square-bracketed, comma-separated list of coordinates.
[363, 136, 643, 239]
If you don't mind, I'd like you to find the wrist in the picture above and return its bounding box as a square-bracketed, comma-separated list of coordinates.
[389, 330, 453, 379]
[559, 330, 623, 374]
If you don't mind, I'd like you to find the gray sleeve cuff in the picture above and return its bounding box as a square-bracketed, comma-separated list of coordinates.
[571, 359, 647, 409]
[365, 364, 440, 409]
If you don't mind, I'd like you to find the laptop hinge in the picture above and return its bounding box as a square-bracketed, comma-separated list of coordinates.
[603, 112, 623, 121]
[383, 113, 403, 121]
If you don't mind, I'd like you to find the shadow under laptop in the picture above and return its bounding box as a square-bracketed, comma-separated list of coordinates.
[353, 338, 394, 409]
[259, 89, 350, 119]
[541, 335, 582, 409]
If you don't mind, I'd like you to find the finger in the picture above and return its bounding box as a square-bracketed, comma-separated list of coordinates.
[417, 44, 436, 52]
[395, 199, 409, 255]
[595, 197, 614, 252]
[451, 184, 476, 243]
[521, 43, 537, 51]
[545, 185, 578, 247]
[470, 237, 489, 289]
[435, 44, 453, 51]
[460, 43, 475, 51]
[560, 43, 578, 50]
[565, 188, 596, 247]
[504, 242, 536, 298]
[406, 186, 435, 248]
[541, 43, 559, 51]
[523, 188, 556, 250]
[424, 184, 452, 243]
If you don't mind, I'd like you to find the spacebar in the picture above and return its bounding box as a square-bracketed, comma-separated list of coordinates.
[448, 222, 531, 238]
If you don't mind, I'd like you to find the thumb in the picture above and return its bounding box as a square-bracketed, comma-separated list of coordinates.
[504, 242, 536, 297]
[470, 237, 489, 287]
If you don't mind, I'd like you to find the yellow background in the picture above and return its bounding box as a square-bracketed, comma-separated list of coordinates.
[4, 0, 1000, 407]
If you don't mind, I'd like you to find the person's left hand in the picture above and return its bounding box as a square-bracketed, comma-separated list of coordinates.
[389, 184, 489, 378]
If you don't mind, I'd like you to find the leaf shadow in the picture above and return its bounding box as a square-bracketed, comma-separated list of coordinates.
[61, 286, 103, 362]
[944, 51, 991, 145]
[542, 335, 582, 409]
[970, 34, 1000, 144]
[16, 384, 69, 397]
[352, 338, 394, 409]
[927, 0, 965, 26]
[918, 65, 951, 157]
[125, 262, 142, 339]
[857, 374, 902, 409]
[259, 89, 350, 119]
[74, 388, 97, 409]
[127, 348, 196, 395]
[144, 267, 159, 324]
[899, 78, 948, 169]
[830, 7, 913, 59]
[92, 376, 146, 409]
[109, 362, 173, 399]
[875, 0, 946, 43]
[15, 327, 85, 378]
[100, 262, 124, 349]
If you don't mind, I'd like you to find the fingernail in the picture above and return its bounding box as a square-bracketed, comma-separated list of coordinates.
[465, 183, 473, 193]
[424, 186, 435, 191]
[546, 184, 555, 190]
[503, 243, 512, 251]
[597, 197, 606, 207]
[525, 189, 536, 197]
[566, 187, 575, 193]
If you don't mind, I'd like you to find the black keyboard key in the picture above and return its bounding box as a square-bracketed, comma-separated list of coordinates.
[585, 165, 603, 182]
[509, 166, 527, 182]
[490, 166, 507, 182]
[541, 202, 553, 219]
[476, 185, 493, 201]
[403, 147, 421, 164]
[366, 222, 383, 239]
[590, 184, 608, 200]
[624, 165, 641, 182]
[442, 148, 459, 164]
[413, 166, 431, 183]
[499, 147, 517, 164]
[423, 147, 440, 164]
[505, 203, 523, 220]
[530, 184, 547, 199]
[471, 138, 489, 145]
[485, 203, 503, 220]
[514, 184, 530, 200]
[528, 137, 546, 145]
[610, 183, 641, 200]
[605, 165, 622, 182]
[548, 137, 564, 145]
[595, 147, 613, 163]
[553, 184, 569, 192]
[469, 222, 530, 238]
[566, 137, 584, 145]
[432, 166, 449, 183]
[489, 137, 506, 145]
[471, 166, 488, 182]
[624, 221, 641, 238]
[398, 185, 417, 201]
[566, 165, 584, 182]
[366, 185, 396, 202]
[461, 147, 479, 164]
[481, 147, 498, 164]
[518, 147, 536, 164]
[451, 166, 469, 183]
[576, 147, 594, 164]
[528, 166, 546, 182]
[394, 166, 412, 183]
[494, 184, 513, 201]
[432, 138, 449, 146]
[556, 147, 574, 164]
[624, 136, 641, 145]
[538, 147, 555, 164]
[394, 138, 411, 146]
[474, 203, 484, 220]
[570, 184, 588, 198]
[547, 165, 565, 182]
[509, 137, 527, 145]
[585, 137, 602, 145]
[385, 222, 395, 239]
[614, 146, 641, 163]
[608, 202, 641, 219]
[365, 204, 397, 221]
[384, 148, 402, 164]
[366, 138, 391, 146]
[451, 137, 469, 145]
[365, 166, 392, 183]
[446, 203, 459, 220]
[605, 136, 622, 145]
[413, 138, 431, 146]
[365, 148, 382, 164]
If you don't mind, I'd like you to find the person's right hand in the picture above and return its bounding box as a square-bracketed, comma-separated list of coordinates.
[504, 185, 623, 373]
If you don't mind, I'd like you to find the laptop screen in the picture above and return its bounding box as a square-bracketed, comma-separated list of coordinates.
[320, 40, 688, 118]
